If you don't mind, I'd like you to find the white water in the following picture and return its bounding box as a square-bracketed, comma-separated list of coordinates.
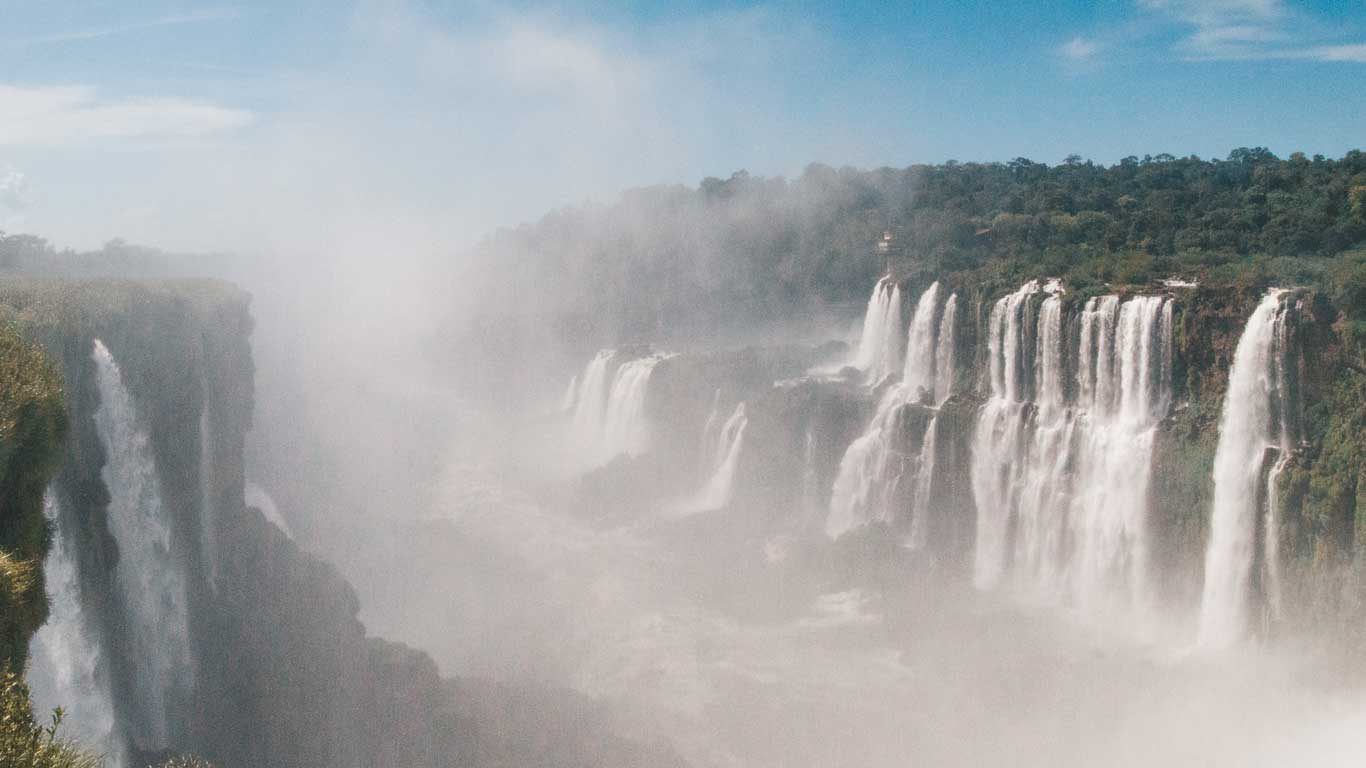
[1198, 290, 1293, 649]
[199, 363, 218, 591]
[970, 286, 1173, 622]
[246, 481, 294, 540]
[679, 403, 748, 514]
[827, 283, 956, 538]
[567, 350, 669, 466]
[933, 293, 958, 405]
[27, 494, 124, 766]
[92, 339, 193, 748]
[852, 276, 904, 384]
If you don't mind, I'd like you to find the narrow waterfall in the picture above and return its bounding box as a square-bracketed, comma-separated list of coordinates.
[852, 276, 904, 384]
[902, 282, 942, 402]
[246, 481, 295, 540]
[601, 356, 664, 458]
[566, 350, 669, 466]
[1198, 290, 1295, 649]
[571, 350, 616, 444]
[970, 282, 1042, 588]
[92, 339, 193, 748]
[971, 284, 1173, 617]
[933, 293, 958, 405]
[827, 282, 956, 539]
[27, 494, 123, 767]
[199, 361, 218, 591]
[559, 374, 580, 413]
[682, 403, 748, 513]
[697, 389, 724, 471]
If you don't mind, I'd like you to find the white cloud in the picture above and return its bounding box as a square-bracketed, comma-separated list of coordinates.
[0, 84, 252, 146]
[1137, 0, 1366, 62]
[1061, 36, 1103, 62]
[15, 8, 240, 45]
[1296, 43, 1366, 63]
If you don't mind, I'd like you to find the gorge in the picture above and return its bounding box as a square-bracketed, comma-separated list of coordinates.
[1, 149, 1364, 768]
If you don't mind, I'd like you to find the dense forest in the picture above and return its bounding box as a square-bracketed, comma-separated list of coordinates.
[468, 148, 1366, 346]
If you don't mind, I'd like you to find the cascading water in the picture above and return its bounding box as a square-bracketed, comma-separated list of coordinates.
[680, 403, 748, 513]
[26, 494, 124, 766]
[970, 282, 1041, 587]
[933, 293, 958, 406]
[566, 350, 669, 466]
[246, 481, 295, 540]
[827, 282, 957, 539]
[852, 276, 904, 384]
[199, 362, 218, 591]
[571, 350, 616, 445]
[971, 285, 1173, 620]
[559, 374, 580, 413]
[1197, 290, 1295, 649]
[902, 282, 942, 402]
[92, 339, 193, 748]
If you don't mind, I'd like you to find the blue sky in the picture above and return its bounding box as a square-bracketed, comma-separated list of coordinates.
[0, 0, 1363, 253]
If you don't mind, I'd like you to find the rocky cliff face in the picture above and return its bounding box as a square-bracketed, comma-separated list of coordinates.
[569, 274, 1366, 644]
[0, 278, 685, 768]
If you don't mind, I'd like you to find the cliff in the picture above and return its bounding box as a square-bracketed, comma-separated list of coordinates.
[0, 278, 684, 768]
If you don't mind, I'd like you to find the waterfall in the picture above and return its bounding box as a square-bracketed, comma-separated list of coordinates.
[827, 283, 955, 539]
[571, 350, 616, 445]
[902, 282, 942, 402]
[970, 285, 1173, 618]
[559, 374, 580, 413]
[1197, 290, 1295, 649]
[601, 356, 664, 458]
[27, 494, 124, 767]
[246, 481, 294, 540]
[92, 339, 192, 748]
[680, 403, 748, 513]
[933, 293, 958, 405]
[852, 276, 904, 384]
[198, 361, 218, 591]
[566, 350, 668, 466]
[970, 282, 1041, 588]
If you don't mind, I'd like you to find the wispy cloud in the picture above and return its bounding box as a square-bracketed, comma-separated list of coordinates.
[13, 7, 240, 46]
[1136, 0, 1366, 61]
[1060, 36, 1103, 64]
[0, 84, 252, 146]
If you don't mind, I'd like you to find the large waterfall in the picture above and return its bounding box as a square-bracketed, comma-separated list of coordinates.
[827, 282, 957, 539]
[92, 339, 193, 748]
[27, 494, 123, 766]
[852, 276, 904, 384]
[971, 285, 1173, 619]
[1198, 290, 1296, 649]
[567, 350, 669, 466]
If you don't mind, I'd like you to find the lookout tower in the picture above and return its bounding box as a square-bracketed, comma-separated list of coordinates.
[875, 230, 904, 280]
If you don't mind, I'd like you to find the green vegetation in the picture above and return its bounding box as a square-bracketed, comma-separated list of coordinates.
[1, 670, 99, 768]
[469, 148, 1366, 336]
[0, 325, 67, 672]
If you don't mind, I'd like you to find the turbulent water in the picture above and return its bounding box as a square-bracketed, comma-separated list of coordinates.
[827, 282, 957, 540]
[970, 285, 1173, 621]
[27, 494, 123, 766]
[568, 350, 669, 467]
[1198, 290, 1296, 649]
[92, 339, 193, 748]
